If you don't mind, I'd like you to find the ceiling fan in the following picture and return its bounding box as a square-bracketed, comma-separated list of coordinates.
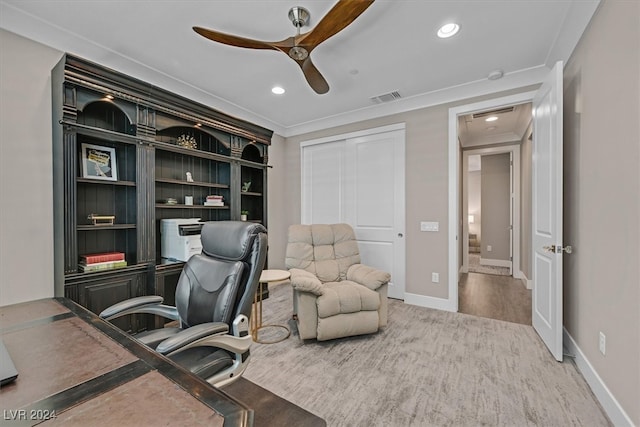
[193, 0, 375, 94]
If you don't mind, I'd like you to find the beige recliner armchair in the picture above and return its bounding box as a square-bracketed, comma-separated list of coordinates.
[285, 223, 390, 341]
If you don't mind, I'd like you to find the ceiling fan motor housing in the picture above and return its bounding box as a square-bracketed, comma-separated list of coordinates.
[288, 7, 310, 28]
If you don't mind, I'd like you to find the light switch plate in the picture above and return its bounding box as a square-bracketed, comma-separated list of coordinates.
[420, 221, 439, 232]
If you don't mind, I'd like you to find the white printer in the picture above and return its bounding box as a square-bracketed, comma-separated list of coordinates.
[161, 218, 203, 262]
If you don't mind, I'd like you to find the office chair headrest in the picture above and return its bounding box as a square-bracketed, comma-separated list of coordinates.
[201, 221, 267, 261]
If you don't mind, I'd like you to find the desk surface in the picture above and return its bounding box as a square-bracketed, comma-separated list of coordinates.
[0, 298, 246, 426]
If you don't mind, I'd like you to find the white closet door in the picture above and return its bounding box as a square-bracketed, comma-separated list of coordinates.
[301, 125, 405, 300]
[301, 140, 345, 224]
[345, 130, 405, 299]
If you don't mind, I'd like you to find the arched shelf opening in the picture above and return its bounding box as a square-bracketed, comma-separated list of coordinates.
[241, 143, 263, 163]
[77, 101, 135, 135]
[156, 126, 231, 156]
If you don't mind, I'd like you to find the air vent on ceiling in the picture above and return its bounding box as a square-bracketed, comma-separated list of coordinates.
[370, 91, 402, 104]
[472, 106, 514, 119]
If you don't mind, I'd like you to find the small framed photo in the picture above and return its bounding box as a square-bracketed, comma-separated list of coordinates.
[81, 143, 118, 181]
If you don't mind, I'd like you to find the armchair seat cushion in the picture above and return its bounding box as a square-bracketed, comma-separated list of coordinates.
[317, 281, 380, 318]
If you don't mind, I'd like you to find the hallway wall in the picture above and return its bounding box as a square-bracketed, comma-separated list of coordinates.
[563, 0, 639, 423]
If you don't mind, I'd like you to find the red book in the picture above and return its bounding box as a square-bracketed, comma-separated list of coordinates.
[80, 251, 125, 264]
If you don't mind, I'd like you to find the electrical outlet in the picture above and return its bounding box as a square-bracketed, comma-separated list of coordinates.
[431, 272, 439, 283]
[487, 245, 492, 252]
[599, 332, 606, 355]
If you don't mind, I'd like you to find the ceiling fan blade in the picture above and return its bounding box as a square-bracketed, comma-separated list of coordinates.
[299, 0, 374, 48]
[299, 57, 330, 94]
[193, 26, 278, 50]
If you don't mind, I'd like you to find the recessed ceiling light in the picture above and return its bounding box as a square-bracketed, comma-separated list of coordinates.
[437, 23, 460, 38]
[271, 86, 285, 95]
[485, 116, 498, 122]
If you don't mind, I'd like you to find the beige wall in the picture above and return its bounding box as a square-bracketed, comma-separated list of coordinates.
[0, 29, 62, 306]
[281, 107, 448, 298]
[273, 86, 539, 300]
[563, 0, 640, 423]
[480, 153, 511, 261]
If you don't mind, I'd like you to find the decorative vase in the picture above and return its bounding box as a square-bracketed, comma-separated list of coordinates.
[240, 214, 247, 221]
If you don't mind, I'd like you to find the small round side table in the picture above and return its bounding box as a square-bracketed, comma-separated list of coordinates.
[251, 269, 291, 344]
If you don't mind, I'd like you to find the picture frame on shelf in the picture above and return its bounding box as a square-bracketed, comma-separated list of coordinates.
[81, 143, 118, 181]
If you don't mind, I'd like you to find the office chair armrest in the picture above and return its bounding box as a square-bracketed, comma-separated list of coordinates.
[156, 315, 252, 356]
[346, 264, 391, 291]
[290, 268, 324, 295]
[99, 295, 179, 322]
[155, 322, 230, 354]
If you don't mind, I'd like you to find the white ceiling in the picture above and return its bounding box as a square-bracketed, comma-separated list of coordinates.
[0, 0, 599, 137]
[459, 103, 532, 148]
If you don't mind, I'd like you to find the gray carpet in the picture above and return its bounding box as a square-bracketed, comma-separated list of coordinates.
[468, 253, 511, 276]
[244, 282, 611, 427]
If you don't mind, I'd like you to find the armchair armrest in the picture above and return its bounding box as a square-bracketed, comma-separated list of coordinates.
[347, 264, 391, 291]
[156, 315, 252, 357]
[99, 295, 179, 322]
[289, 268, 324, 296]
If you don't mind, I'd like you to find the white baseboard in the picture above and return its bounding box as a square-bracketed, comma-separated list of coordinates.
[513, 270, 533, 289]
[480, 257, 511, 268]
[404, 292, 456, 312]
[563, 328, 634, 427]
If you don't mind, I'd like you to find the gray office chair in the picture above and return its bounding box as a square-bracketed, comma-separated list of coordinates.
[100, 221, 267, 387]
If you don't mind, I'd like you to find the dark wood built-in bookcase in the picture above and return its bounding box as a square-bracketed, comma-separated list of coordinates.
[52, 54, 272, 332]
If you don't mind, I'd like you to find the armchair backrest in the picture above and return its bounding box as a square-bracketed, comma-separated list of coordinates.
[175, 221, 267, 328]
[285, 224, 360, 283]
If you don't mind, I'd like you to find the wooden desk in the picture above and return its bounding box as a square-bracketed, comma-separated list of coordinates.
[0, 298, 248, 426]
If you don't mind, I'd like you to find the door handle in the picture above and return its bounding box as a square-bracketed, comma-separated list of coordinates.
[543, 245, 573, 254]
[397, 233, 403, 238]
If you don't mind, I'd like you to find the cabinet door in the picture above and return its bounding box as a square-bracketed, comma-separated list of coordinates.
[79, 272, 145, 333]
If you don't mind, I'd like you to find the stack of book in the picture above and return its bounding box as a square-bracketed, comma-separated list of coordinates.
[204, 195, 224, 206]
[79, 251, 127, 272]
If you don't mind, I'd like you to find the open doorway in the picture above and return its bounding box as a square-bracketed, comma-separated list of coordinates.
[448, 63, 565, 359]
[457, 102, 532, 325]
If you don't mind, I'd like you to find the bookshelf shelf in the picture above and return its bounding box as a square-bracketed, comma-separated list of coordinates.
[155, 177, 229, 189]
[77, 178, 136, 187]
[155, 204, 229, 210]
[77, 224, 137, 231]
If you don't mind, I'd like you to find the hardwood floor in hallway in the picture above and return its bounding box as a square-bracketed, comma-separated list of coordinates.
[459, 272, 532, 325]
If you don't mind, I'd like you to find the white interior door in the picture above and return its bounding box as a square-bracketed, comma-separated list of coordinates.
[301, 124, 406, 300]
[532, 61, 564, 361]
[344, 130, 405, 300]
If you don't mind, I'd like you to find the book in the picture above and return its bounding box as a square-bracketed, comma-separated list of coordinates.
[204, 201, 224, 206]
[79, 260, 128, 272]
[80, 251, 125, 264]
